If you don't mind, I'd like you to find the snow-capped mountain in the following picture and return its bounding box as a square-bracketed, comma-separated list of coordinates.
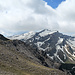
[8, 29, 75, 63]
[8, 31, 35, 41]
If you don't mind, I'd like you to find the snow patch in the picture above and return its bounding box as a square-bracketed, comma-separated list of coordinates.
[66, 41, 75, 51]
[57, 37, 63, 44]
[64, 54, 66, 60]
[73, 52, 75, 57]
[44, 37, 50, 42]
[56, 45, 64, 52]
[56, 55, 64, 63]
[64, 45, 75, 58]
[64, 45, 71, 55]
[55, 45, 66, 60]
[35, 42, 44, 47]
[68, 57, 73, 61]
[9, 31, 35, 41]
[39, 30, 57, 37]
[38, 46, 50, 51]
[69, 38, 75, 46]
[35, 36, 40, 40]
[47, 54, 54, 60]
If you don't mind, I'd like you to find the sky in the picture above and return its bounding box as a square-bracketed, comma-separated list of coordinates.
[0, 0, 75, 36]
[43, 0, 66, 8]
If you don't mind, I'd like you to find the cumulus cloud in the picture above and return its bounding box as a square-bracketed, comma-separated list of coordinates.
[0, 0, 75, 36]
[56, 0, 75, 33]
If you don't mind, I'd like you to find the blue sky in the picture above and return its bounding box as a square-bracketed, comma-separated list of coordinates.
[43, 0, 66, 8]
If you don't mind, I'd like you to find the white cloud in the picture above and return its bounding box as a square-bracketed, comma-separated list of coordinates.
[0, 0, 75, 36]
[56, 0, 75, 33]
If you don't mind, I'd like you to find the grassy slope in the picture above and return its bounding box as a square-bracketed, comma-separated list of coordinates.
[0, 40, 66, 75]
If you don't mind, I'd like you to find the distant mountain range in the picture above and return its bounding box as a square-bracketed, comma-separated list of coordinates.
[9, 29, 75, 63]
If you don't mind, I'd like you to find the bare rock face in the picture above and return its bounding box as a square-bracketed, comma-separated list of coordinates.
[59, 64, 75, 75]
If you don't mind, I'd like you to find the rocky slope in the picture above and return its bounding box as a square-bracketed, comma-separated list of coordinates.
[59, 63, 75, 75]
[9, 29, 75, 63]
[0, 34, 68, 75]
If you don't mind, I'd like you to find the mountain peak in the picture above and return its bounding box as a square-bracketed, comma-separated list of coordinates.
[39, 29, 58, 37]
